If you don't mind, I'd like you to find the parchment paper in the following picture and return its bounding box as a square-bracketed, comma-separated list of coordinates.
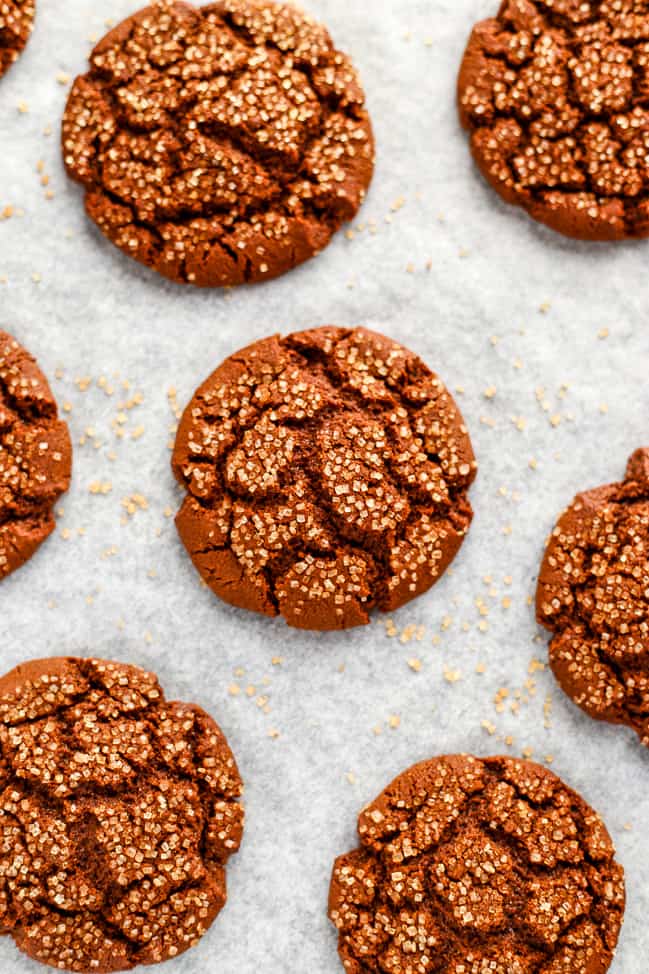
[0, 1, 647, 970]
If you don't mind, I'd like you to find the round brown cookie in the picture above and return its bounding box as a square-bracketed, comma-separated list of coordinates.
[61, 0, 374, 287]
[329, 754, 625, 974]
[172, 326, 477, 631]
[458, 0, 649, 240]
[537, 448, 649, 747]
[0, 656, 244, 973]
[0, 0, 35, 80]
[0, 331, 72, 582]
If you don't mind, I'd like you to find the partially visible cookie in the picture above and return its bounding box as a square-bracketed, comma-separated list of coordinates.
[0, 656, 244, 973]
[0, 0, 34, 79]
[458, 1, 649, 240]
[61, 0, 374, 287]
[329, 754, 625, 974]
[537, 448, 649, 747]
[0, 331, 72, 581]
[172, 326, 477, 630]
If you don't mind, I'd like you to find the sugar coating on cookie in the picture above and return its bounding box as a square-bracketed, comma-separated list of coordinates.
[61, 0, 374, 287]
[172, 326, 477, 631]
[329, 754, 625, 974]
[0, 656, 244, 973]
[458, 0, 649, 240]
[537, 447, 649, 746]
[0, 331, 72, 581]
[0, 0, 35, 79]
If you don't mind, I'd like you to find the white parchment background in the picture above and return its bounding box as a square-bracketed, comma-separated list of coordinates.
[1, 0, 648, 970]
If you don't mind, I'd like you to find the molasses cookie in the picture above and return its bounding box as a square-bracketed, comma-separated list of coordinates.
[172, 327, 476, 631]
[0, 656, 244, 973]
[61, 0, 374, 287]
[0, 331, 72, 582]
[538, 448, 649, 747]
[458, 1, 649, 240]
[0, 0, 34, 80]
[329, 754, 625, 974]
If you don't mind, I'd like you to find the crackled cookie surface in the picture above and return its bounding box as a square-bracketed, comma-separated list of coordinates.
[0, 656, 244, 973]
[172, 327, 476, 631]
[537, 448, 649, 746]
[0, 331, 72, 582]
[329, 754, 625, 974]
[458, 0, 649, 240]
[0, 0, 34, 79]
[61, 0, 374, 286]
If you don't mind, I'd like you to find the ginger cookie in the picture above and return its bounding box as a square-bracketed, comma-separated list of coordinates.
[172, 327, 476, 631]
[61, 0, 374, 287]
[0, 1, 35, 80]
[458, 1, 649, 240]
[0, 331, 72, 582]
[329, 754, 625, 974]
[0, 656, 244, 973]
[537, 448, 649, 747]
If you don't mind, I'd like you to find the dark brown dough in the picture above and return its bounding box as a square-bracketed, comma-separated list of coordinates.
[330, 754, 625, 974]
[0, 656, 244, 973]
[0, 331, 72, 581]
[458, 0, 649, 240]
[537, 448, 649, 747]
[0, 0, 34, 79]
[61, 0, 374, 286]
[172, 326, 477, 631]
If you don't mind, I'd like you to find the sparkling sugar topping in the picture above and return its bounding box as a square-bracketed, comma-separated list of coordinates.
[459, 0, 649, 239]
[0, 0, 35, 78]
[62, 0, 374, 286]
[330, 754, 625, 974]
[172, 327, 477, 631]
[0, 657, 243, 972]
[538, 447, 649, 747]
[0, 331, 71, 581]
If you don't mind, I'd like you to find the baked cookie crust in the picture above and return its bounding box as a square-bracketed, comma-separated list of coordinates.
[62, 0, 374, 286]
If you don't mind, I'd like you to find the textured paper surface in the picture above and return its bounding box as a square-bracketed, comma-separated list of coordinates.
[0, 0, 648, 971]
